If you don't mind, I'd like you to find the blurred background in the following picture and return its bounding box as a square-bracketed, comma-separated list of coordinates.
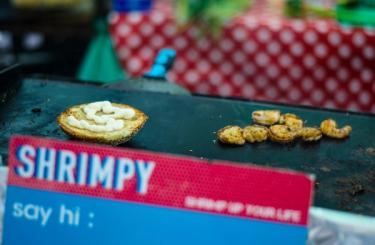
[1, 0, 374, 112]
[1, 3, 375, 243]
[0, 0, 104, 76]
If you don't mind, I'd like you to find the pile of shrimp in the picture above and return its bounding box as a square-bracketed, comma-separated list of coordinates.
[217, 109, 352, 145]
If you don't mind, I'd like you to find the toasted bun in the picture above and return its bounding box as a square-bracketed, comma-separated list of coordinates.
[57, 103, 148, 145]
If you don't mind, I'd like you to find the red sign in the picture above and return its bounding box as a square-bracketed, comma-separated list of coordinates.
[8, 135, 314, 226]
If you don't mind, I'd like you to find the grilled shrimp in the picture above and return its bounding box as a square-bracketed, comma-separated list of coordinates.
[320, 119, 352, 139]
[217, 125, 246, 145]
[279, 113, 304, 131]
[252, 110, 280, 126]
[269, 125, 297, 143]
[243, 125, 269, 143]
[299, 127, 322, 142]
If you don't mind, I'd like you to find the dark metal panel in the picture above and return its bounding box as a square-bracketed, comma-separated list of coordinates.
[0, 79, 374, 216]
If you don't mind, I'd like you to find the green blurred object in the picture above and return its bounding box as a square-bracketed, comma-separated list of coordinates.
[338, 0, 375, 7]
[306, 4, 336, 18]
[176, 0, 208, 25]
[337, 0, 357, 5]
[284, 0, 337, 19]
[77, 19, 126, 83]
[285, 0, 304, 17]
[176, 0, 251, 38]
[204, 1, 251, 38]
[336, 2, 375, 26]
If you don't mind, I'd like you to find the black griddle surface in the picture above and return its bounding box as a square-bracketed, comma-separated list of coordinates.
[1, 79, 375, 216]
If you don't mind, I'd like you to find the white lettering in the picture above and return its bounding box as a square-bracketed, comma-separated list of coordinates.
[89, 155, 114, 189]
[39, 207, 52, 226]
[15, 145, 35, 178]
[228, 202, 244, 214]
[135, 161, 155, 194]
[12, 202, 23, 217]
[13, 203, 52, 226]
[13, 145, 156, 195]
[246, 204, 276, 219]
[77, 153, 88, 186]
[57, 150, 76, 183]
[114, 158, 135, 191]
[36, 148, 56, 180]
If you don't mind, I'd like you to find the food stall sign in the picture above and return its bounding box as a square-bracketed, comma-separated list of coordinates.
[3, 135, 314, 244]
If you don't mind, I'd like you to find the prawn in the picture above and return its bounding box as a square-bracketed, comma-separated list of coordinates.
[252, 110, 280, 126]
[320, 119, 352, 139]
[299, 127, 322, 142]
[243, 125, 268, 143]
[279, 113, 304, 131]
[269, 125, 297, 143]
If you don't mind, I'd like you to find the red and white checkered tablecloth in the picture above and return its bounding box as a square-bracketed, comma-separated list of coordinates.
[109, 1, 375, 113]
